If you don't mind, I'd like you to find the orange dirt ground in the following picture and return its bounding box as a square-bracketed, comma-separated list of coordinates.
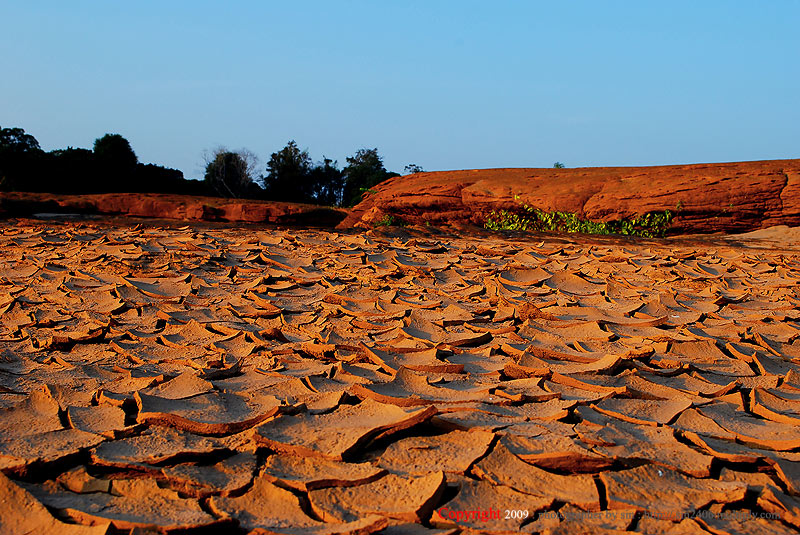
[1, 217, 799, 534]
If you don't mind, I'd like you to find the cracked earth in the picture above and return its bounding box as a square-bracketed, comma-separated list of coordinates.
[1, 218, 800, 534]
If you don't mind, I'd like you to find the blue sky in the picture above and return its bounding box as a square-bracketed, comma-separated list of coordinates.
[2, 1, 798, 179]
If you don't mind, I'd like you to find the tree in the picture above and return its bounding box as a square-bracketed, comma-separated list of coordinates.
[0, 126, 45, 191]
[94, 134, 138, 169]
[49, 147, 99, 192]
[404, 163, 424, 174]
[262, 141, 313, 202]
[341, 148, 399, 207]
[553, 162, 565, 169]
[93, 133, 138, 189]
[0, 127, 41, 153]
[136, 163, 189, 194]
[204, 148, 258, 198]
[308, 157, 344, 206]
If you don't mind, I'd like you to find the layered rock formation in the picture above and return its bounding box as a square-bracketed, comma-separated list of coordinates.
[0, 192, 347, 226]
[340, 159, 800, 234]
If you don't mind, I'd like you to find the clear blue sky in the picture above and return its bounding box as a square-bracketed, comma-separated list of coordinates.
[2, 1, 798, 179]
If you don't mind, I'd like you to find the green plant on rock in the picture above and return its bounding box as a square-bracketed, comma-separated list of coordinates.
[485, 195, 673, 238]
[374, 214, 395, 227]
[484, 210, 530, 231]
[373, 214, 408, 227]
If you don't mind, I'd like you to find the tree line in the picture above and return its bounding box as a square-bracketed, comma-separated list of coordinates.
[205, 142, 409, 207]
[0, 126, 424, 207]
[0, 127, 199, 196]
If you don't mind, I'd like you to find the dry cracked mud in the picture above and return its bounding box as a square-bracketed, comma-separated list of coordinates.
[1, 217, 800, 534]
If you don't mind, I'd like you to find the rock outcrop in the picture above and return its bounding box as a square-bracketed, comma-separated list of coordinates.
[339, 159, 800, 234]
[0, 192, 347, 226]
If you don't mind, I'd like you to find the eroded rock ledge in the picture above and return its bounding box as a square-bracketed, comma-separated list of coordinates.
[0, 192, 348, 226]
[339, 159, 800, 234]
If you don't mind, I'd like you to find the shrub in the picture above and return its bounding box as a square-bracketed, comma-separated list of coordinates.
[485, 196, 673, 238]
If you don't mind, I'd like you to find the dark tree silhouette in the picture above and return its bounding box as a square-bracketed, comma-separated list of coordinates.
[50, 148, 99, 192]
[0, 127, 41, 153]
[2, 126, 198, 194]
[308, 157, 344, 206]
[94, 134, 138, 169]
[204, 148, 258, 198]
[92, 133, 138, 190]
[0, 126, 45, 191]
[341, 148, 399, 207]
[263, 140, 313, 202]
[404, 163, 424, 174]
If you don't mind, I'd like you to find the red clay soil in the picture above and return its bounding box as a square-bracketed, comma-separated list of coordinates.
[340, 158, 800, 234]
[0, 191, 348, 226]
[2, 219, 800, 533]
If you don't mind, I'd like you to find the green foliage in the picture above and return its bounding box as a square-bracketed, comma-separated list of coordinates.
[485, 197, 673, 238]
[373, 213, 408, 227]
[484, 210, 531, 231]
[374, 214, 395, 227]
[553, 162, 565, 169]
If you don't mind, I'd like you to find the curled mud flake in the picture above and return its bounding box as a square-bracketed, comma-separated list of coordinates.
[141, 371, 215, 400]
[378, 430, 494, 476]
[590, 420, 714, 477]
[362, 345, 465, 374]
[749, 388, 800, 425]
[209, 473, 387, 534]
[309, 471, 446, 523]
[161, 451, 258, 497]
[698, 402, 800, 451]
[122, 275, 192, 300]
[66, 404, 129, 438]
[262, 454, 386, 491]
[431, 480, 550, 531]
[351, 367, 493, 406]
[500, 433, 612, 473]
[0, 472, 109, 535]
[135, 390, 281, 435]
[757, 485, 800, 530]
[90, 426, 232, 469]
[255, 399, 436, 460]
[600, 464, 746, 515]
[471, 442, 600, 511]
[544, 272, 606, 296]
[591, 397, 692, 426]
[23, 476, 228, 532]
[56, 466, 111, 494]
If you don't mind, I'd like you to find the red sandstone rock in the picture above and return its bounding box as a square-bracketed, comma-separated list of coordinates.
[0, 191, 348, 226]
[339, 159, 800, 234]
